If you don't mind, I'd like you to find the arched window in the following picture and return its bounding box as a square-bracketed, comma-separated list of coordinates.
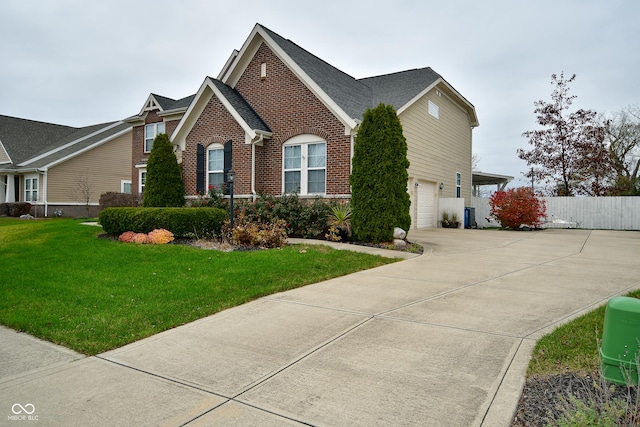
[283, 135, 326, 195]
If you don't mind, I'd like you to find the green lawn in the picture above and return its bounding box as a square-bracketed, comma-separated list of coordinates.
[0, 218, 397, 355]
[528, 290, 640, 377]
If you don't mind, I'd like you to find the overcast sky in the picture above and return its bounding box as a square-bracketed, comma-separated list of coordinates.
[1, 0, 638, 186]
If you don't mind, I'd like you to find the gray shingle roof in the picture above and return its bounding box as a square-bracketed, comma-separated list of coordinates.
[151, 93, 196, 112]
[259, 24, 472, 121]
[260, 25, 373, 120]
[150, 94, 177, 110]
[0, 115, 129, 170]
[358, 68, 442, 111]
[25, 121, 131, 169]
[0, 115, 79, 165]
[169, 94, 195, 111]
[210, 79, 271, 133]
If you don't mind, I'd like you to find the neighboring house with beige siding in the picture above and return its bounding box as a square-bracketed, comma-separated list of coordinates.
[360, 67, 477, 227]
[127, 23, 478, 229]
[0, 115, 132, 217]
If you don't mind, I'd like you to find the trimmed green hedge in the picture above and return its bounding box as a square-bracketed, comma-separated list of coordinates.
[99, 207, 227, 238]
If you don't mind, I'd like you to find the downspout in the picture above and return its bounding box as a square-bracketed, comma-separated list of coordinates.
[43, 171, 48, 217]
[251, 142, 257, 201]
[251, 133, 266, 201]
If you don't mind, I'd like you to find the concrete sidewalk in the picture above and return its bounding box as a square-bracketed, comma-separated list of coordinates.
[1, 229, 639, 426]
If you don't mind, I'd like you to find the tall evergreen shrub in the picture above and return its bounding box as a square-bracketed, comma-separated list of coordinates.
[350, 104, 411, 242]
[142, 133, 185, 207]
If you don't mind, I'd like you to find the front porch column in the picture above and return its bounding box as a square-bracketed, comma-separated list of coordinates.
[0, 175, 5, 203]
[5, 173, 15, 203]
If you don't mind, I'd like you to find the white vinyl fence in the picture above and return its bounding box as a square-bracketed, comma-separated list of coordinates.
[471, 197, 640, 230]
[439, 198, 465, 228]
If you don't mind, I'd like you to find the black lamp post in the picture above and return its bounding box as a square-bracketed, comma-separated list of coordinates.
[227, 169, 236, 229]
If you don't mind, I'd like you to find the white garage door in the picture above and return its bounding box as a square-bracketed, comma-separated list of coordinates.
[416, 181, 436, 228]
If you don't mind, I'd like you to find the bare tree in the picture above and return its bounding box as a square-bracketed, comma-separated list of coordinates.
[72, 170, 95, 217]
[472, 154, 481, 171]
[602, 105, 640, 195]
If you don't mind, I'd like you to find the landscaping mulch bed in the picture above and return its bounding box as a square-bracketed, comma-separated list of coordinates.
[100, 232, 424, 254]
[512, 372, 638, 426]
[346, 240, 424, 254]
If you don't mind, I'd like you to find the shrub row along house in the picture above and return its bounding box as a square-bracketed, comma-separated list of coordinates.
[1, 23, 478, 228]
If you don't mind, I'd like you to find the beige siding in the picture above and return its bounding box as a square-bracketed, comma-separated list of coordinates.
[46, 131, 132, 203]
[400, 86, 473, 202]
[0, 144, 10, 163]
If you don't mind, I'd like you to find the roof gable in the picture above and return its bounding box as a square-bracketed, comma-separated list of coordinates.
[128, 93, 196, 123]
[221, 24, 360, 132]
[171, 77, 271, 151]
[150, 94, 177, 111]
[0, 140, 12, 164]
[0, 115, 131, 171]
[220, 24, 477, 129]
[359, 68, 441, 111]
[360, 68, 479, 126]
[259, 26, 372, 122]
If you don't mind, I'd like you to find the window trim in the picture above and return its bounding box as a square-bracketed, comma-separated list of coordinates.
[144, 122, 166, 153]
[24, 175, 38, 202]
[139, 169, 146, 194]
[121, 180, 132, 194]
[206, 144, 225, 191]
[428, 100, 440, 119]
[282, 135, 326, 195]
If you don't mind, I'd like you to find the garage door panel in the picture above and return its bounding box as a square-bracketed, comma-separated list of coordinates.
[417, 181, 435, 228]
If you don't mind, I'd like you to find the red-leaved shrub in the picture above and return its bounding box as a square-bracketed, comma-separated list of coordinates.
[118, 229, 175, 244]
[489, 188, 546, 230]
[118, 231, 137, 243]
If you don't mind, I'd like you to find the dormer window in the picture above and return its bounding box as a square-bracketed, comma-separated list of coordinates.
[144, 122, 165, 153]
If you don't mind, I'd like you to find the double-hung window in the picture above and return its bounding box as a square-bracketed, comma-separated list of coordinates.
[283, 136, 326, 195]
[139, 170, 147, 193]
[144, 122, 165, 153]
[207, 145, 225, 190]
[456, 172, 461, 198]
[25, 176, 38, 202]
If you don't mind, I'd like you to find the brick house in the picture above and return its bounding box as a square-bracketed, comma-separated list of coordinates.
[127, 23, 478, 229]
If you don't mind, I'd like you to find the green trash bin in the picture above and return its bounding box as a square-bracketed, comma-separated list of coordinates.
[599, 296, 640, 385]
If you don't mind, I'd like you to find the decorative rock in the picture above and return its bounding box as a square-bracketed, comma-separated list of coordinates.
[393, 227, 406, 239]
[20, 214, 35, 220]
[394, 239, 407, 248]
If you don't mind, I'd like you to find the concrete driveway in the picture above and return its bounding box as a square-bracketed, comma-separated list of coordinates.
[1, 229, 639, 426]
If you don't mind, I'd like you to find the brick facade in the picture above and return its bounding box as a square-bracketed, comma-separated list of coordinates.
[234, 42, 352, 196]
[132, 42, 353, 199]
[130, 111, 179, 195]
[182, 96, 249, 196]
